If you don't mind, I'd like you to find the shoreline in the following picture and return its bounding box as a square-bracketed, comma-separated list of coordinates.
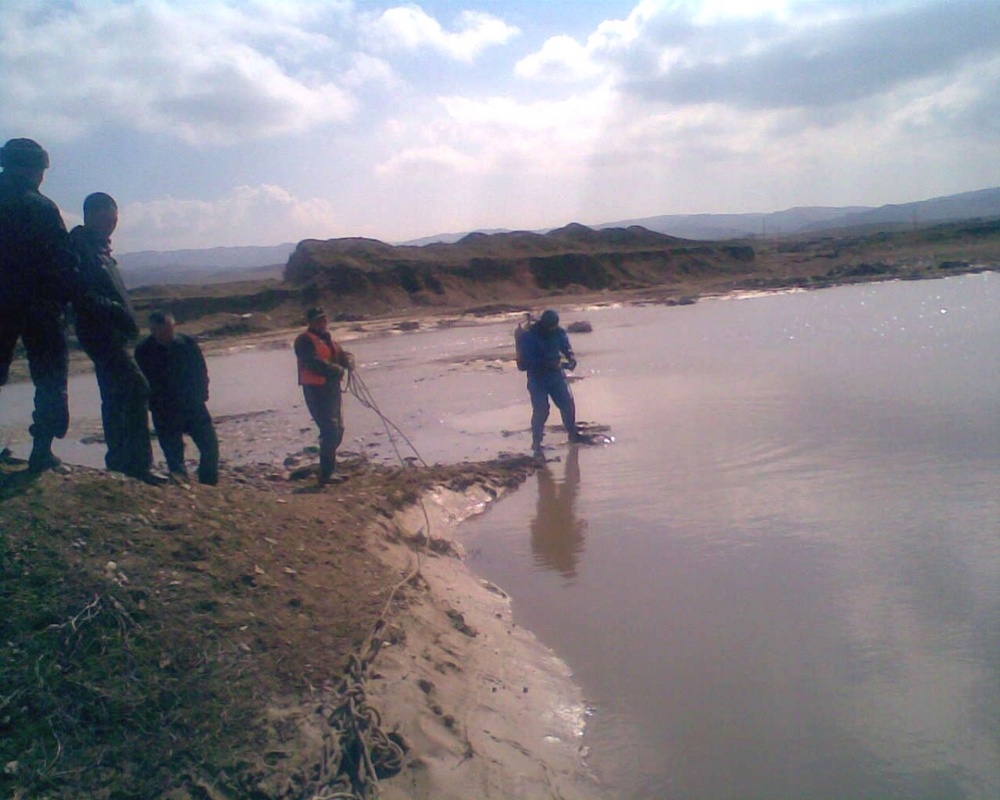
[369, 485, 607, 799]
[1, 453, 606, 799]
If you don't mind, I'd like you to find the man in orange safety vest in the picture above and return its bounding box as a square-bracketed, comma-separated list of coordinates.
[294, 307, 354, 486]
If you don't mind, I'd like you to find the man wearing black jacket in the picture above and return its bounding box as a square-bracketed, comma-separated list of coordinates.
[70, 192, 164, 484]
[135, 312, 219, 485]
[0, 138, 79, 472]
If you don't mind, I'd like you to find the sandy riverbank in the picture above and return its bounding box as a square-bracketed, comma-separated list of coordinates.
[372, 485, 606, 800]
[1, 289, 617, 797]
[373, 489, 602, 800]
[0, 444, 607, 798]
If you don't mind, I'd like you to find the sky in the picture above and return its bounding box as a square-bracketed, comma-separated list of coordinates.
[3, 0, 1000, 254]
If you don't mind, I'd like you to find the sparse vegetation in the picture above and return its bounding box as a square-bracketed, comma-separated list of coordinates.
[0, 454, 536, 798]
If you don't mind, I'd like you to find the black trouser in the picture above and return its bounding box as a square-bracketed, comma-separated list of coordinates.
[87, 346, 154, 477]
[151, 404, 219, 485]
[303, 383, 344, 479]
[0, 302, 69, 441]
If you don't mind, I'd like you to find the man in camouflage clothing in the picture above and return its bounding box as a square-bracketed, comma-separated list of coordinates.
[0, 138, 78, 471]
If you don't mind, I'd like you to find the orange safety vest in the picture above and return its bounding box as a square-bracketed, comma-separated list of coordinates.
[298, 330, 345, 386]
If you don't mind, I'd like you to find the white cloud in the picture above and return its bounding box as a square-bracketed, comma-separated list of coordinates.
[689, 0, 795, 24]
[340, 52, 400, 90]
[6, 0, 999, 251]
[365, 5, 519, 61]
[0, 1, 523, 147]
[116, 184, 342, 251]
[375, 88, 615, 183]
[516, 0, 1000, 117]
[502, 0, 1000, 208]
[0, 0, 362, 145]
[375, 144, 478, 177]
[516, 0, 659, 83]
[515, 35, 603, 82]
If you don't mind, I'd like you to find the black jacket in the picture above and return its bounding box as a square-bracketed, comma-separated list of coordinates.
[135, 333, 210, 417]
[69, 225, 138, 357]
[0, 171, 78, 306]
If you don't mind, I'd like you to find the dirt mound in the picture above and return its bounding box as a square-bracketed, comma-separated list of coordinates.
[118, 220, 1000, 339]
[283, 224, 757, 317]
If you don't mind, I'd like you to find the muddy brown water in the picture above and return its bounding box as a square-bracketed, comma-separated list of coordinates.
[2, 273, 998, 799]
[459, 273, 999, 799]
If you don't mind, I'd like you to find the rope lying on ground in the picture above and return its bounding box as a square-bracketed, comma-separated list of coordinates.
[304, 367, 434, 799]
[308, 628, 405, 799]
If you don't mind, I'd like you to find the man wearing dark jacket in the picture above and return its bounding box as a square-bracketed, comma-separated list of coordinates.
[518, 309, 582, 455]
[0, 138, 79, 472]
[70, 193, 164, 485]
[294, 307, 354, 486]
[135, 312, 219, 485]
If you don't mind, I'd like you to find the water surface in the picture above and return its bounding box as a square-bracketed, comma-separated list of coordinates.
[462, 273, 1000, 799]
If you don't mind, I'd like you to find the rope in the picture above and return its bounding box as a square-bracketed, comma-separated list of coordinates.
[304, 366, 434, 799]
[344, 369, 428, 468]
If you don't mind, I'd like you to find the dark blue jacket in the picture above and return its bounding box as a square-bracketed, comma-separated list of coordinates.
[519, 323, 574, 374]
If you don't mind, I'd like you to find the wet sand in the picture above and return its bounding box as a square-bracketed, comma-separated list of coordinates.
[372, 486, 606, 799]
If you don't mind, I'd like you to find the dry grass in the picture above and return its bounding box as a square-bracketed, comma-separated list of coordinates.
[0, 454, 535, 799]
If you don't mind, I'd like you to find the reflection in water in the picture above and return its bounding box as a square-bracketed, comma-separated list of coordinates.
[530, 445, 586, 579]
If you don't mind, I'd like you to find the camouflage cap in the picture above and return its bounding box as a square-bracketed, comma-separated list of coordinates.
[0, 138, 50, 170]
[306, 306, 327, 322]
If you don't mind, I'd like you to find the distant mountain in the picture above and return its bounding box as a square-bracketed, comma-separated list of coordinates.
[800, 186, 1000, 231]
[400, 228, 511, 246]
[597, 207, 871, 239]
[117, 243, 295, 288]
[600, 187, 1000, 239]
[113, 187, 1000, 289]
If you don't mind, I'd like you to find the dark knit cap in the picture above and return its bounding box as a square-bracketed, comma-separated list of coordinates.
[1, 138, 50, 170]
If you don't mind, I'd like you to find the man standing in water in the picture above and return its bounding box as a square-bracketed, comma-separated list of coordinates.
[294, 307, 354, 486]
[70, 192, 165, 485]
[0, 138, 79, 472]
[135, 312, 219, 485]
[518, 309, 582, 456]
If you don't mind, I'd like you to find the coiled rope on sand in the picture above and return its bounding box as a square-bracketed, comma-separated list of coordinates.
[304, 367, 434, 799]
